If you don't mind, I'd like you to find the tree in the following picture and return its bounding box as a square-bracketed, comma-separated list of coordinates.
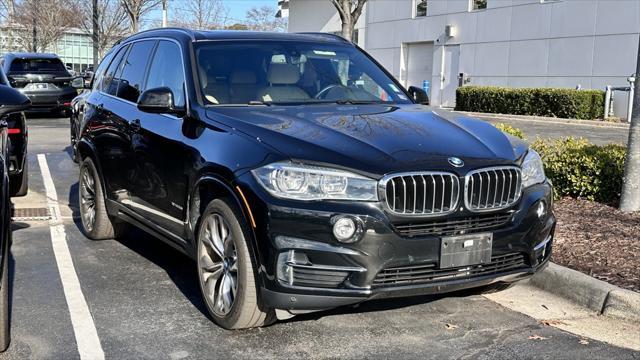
[620, 36, 640, 212]
[225, 23, 248, 31]
[245, 6, 286, 32]
[12, 0, 81, 52]
[120, 0, 161, 33]
[172, 0, 228, 30]
[81, 0, 129, 62]
[329, 0, 366, 42]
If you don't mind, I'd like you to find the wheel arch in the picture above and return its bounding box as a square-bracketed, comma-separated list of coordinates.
[188, 174, 264, 278]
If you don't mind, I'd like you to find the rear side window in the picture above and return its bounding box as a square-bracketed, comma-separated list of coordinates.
[116, 40, 156, 102]
[100, 45, 129, 94]
[91, 50, 116, 91]
[9, 58, 66, 72]
[145, 41, 186, 108]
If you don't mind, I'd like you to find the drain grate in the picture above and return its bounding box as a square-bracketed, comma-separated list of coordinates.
[12, 207, 51, 221]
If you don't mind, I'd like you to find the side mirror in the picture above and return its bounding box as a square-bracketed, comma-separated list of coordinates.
[0, 85, 31, 119]
[408, 86, 430, 105]
[71, 77, 85, 89]
[137, 87, 182, 115]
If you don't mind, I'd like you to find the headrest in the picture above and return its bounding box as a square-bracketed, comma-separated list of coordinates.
[268, 63, 300, 85]
[230, 70, 257, 85]
[199, 66, 208, 88]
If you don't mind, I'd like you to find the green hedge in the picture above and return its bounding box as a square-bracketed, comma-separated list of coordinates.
[493, 123, 626, 202]
[456, 86, 605, 120]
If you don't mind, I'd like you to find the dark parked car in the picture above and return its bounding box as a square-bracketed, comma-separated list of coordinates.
[0, 53, 80, 116]
[0, 67, 28, 197]
[75, 29, 555, 329]
[0, 84, 31, 351]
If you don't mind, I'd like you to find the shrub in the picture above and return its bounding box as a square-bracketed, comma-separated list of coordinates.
[456, 86, 605, 120]
[494, 123, 525, 139]
[531, 137, 626, 202]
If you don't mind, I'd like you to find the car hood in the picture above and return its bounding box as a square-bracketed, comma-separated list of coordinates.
[206, 104, 528, 177]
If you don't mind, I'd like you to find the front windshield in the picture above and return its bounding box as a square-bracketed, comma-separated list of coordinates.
[195, 40, 412, 105]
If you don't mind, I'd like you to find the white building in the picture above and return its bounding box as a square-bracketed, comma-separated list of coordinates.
[287, 0, 640, 118]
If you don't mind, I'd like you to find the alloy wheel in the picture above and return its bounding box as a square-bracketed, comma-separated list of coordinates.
[198, 213, 238, 316]
[80, 166, 96, 232]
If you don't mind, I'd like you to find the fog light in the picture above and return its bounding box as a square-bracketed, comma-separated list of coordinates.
[333, 217, 358, 243]
[536, 201, 547, 220]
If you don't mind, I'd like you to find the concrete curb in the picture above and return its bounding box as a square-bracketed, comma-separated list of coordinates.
[530, 263, 640, 322]
[459, 111, 630, 129]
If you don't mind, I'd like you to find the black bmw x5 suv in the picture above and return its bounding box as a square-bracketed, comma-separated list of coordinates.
[75, 28, 555, 329]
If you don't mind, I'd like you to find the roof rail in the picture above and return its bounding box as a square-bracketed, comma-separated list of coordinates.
[119, 27, 196, 44]
[296, 32, 350, 43]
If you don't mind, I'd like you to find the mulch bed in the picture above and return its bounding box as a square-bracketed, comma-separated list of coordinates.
[552, 198, 640, 292]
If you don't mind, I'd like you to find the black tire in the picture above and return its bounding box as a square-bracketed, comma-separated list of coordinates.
[0, 245, 10, 352]
[9, 161, 28, 197]
[196, 198, 274, 329]
[79, 157, 126, 240]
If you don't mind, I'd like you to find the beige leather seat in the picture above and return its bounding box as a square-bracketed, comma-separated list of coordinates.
[199, 66, 229, 104]
[257, 63, 310, 103]
[229, 70, 259, 104]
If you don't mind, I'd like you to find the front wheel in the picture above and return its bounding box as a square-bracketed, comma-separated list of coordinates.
[197, 199, 274, 329]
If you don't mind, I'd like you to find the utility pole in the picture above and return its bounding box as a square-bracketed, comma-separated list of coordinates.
[92, 0, 99, 68]
[162, 0, 168, 27]
[620, 35, 640, 212]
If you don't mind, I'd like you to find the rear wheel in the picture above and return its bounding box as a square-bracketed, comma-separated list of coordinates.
[79, 158, 126, 240]
[9, 161, 27, 197]
[197, 199, 274, 329]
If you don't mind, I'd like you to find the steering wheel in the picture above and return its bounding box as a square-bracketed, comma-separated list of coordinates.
[314, 84, 353, 100]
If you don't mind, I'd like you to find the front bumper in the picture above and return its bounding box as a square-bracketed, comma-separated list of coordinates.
[239, 175, 555, 311]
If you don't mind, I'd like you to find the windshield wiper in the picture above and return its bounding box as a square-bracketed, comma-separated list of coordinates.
[333, 99, 386, 105]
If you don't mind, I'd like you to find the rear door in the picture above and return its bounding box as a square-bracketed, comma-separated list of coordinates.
[128, 40, 189, 237]
[95, 40, 157, 203]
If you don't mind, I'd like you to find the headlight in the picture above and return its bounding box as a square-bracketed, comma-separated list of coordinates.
[251, 162, 378, 201]
[521, 150, 546, 188]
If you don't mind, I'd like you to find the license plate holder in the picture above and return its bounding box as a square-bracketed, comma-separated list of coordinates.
[440, 233, 492, 269]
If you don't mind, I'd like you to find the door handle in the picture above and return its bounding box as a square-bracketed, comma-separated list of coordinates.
[130, 118, 141, 132]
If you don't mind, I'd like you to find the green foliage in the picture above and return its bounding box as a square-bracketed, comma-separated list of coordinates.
[531, 137, 627, 202]
[494, 123, 525, 140]
[456, 86, 605, 120]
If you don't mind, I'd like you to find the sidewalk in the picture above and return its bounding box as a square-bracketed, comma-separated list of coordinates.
[442, 110, 630, 146]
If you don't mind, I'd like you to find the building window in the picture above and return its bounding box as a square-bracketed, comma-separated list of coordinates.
[415, 0, 427, 17]
[470, 0, 487, 10]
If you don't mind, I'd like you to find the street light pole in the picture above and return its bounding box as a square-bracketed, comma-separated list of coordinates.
[162, 0, 168, 27]
[92, 0, 99, 69]
[620, 35, 640, 212]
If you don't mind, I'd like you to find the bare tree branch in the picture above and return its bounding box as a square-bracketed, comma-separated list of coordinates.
[170, 0, 228, 30]
[328, 0, 368, 42]
[120, 0, 161, 33]
[10, 0, 81, 52]
[81, 0, 129, 59]
[245, 6, 287, 32]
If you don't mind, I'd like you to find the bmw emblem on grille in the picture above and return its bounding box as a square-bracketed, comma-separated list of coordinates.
[448, 157, 464, 167]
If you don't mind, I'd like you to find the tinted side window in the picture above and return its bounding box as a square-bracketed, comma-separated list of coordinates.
[100, 45, 129, 94]
[91, 50, 116, 91]
[117, 40, 156, 102]
[145, 41, 186, 108]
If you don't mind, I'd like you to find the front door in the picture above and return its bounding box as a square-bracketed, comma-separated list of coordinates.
[128, 40, 190, 237]
[441, 45, 460, 108]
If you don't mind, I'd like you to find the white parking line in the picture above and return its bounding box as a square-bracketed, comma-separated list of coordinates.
[37, 154, 105, 360]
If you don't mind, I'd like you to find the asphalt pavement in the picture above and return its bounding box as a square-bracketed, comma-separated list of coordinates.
[2, 116, 638, 359]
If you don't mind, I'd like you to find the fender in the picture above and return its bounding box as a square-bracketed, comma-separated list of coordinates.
[187, 174, 266, 283]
